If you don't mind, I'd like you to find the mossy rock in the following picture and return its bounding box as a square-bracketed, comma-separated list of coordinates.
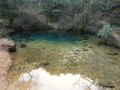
[117, 32, 120, 34]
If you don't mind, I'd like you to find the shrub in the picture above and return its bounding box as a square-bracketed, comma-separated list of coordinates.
[97, 24, 114, 41]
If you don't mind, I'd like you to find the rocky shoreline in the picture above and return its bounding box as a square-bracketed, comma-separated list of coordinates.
[0, 38, 16, 90]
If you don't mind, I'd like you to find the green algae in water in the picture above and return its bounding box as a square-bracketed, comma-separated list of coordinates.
[9, 31, 120, 90]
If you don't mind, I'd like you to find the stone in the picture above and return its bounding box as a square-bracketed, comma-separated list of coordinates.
[108, 52, 118, 55]
[20, 44, 26, 48]
[98, 41, 106, 45]
[88, 46, 94, 48]
[109, 31, 120, 47]
[42, 47, 46, 49]
[17, 66, 26, 70]
[82, 48, 88, 51]
[31, 63, 41, 67]
[69, 59, 78, 66]
[76, 49, 80, 52]
[41, 60, 49, 65]
[0, 38, 16, 52]
[74, 52, 79, 54]
[97, 82, 115, 88]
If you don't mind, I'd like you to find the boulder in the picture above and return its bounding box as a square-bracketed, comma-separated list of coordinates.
[109, 27, 120, 48]
[0, 38, 16, 52]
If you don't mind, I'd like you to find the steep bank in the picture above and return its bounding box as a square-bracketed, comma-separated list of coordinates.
[0, 38, 15, 90]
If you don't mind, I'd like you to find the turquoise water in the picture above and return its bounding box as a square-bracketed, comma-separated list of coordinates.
[9, 31, 120, 90]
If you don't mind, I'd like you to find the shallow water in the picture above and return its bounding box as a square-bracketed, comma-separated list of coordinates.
[19, 68, 100, 90]
[9, 31, 120, 90]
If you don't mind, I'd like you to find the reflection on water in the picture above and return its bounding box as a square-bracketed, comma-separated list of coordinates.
[19, 68, 98, 90]
[10, 31, 120, 90]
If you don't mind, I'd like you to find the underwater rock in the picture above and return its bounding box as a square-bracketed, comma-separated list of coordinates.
[97, 82, 115, 88]
[31, 63, 41, 67]
[108, 52, 118, 55]
[95, 52, 101, 55]
[41, 46, 46, 49]
[70, 42, 78, 45]
[82, 43, 88, 46]
[29, 39, 34, 41]
[20, 44, 26, 48]
[88, 44, 94, 48]
[24, 59, 30, 62]
[41, 60, 49, 65]
[92, 47, 98, 52]
[74, 52, 79, 54]
[98, 41, 106, 45]
[82, 48, 88, 51]
[82, 40, 88, 43]
[17, 66, 26, 70]
[69, 59, 78, 66]
[76, 49, 80, 52]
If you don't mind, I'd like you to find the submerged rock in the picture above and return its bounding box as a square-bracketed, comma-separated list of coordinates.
[41, 60, 49, 65]
[88, 45, 94, 48]
[74, 52, 79, 54]
[42, 47, 46, 49]
[82, 48, 88, 51]
[108, 52, 118, 55]
[76, 49, 80, 52]
[17, 66, 26, 70]
[20, 44, 26, 48]
[97, 82, 115, 88]
[69, 59, 78, 66]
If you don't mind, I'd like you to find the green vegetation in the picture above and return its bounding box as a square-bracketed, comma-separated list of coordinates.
[98, 25, 114, 41]
[0, 28, 9, 38]
[0, 0, 120, 44]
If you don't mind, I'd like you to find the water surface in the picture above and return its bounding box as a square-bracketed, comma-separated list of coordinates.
[9, 31, 120, 90]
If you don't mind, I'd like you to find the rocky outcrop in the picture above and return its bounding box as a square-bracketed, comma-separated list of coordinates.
[0, 38, 16, 90]
[0, 38, 16, 52]
[110, 27, 120, 48]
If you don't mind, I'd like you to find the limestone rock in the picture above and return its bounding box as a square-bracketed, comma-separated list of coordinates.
[0, 38, 16, 52]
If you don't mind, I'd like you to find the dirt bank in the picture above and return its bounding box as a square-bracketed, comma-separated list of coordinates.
[0, 38, 15, 90]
